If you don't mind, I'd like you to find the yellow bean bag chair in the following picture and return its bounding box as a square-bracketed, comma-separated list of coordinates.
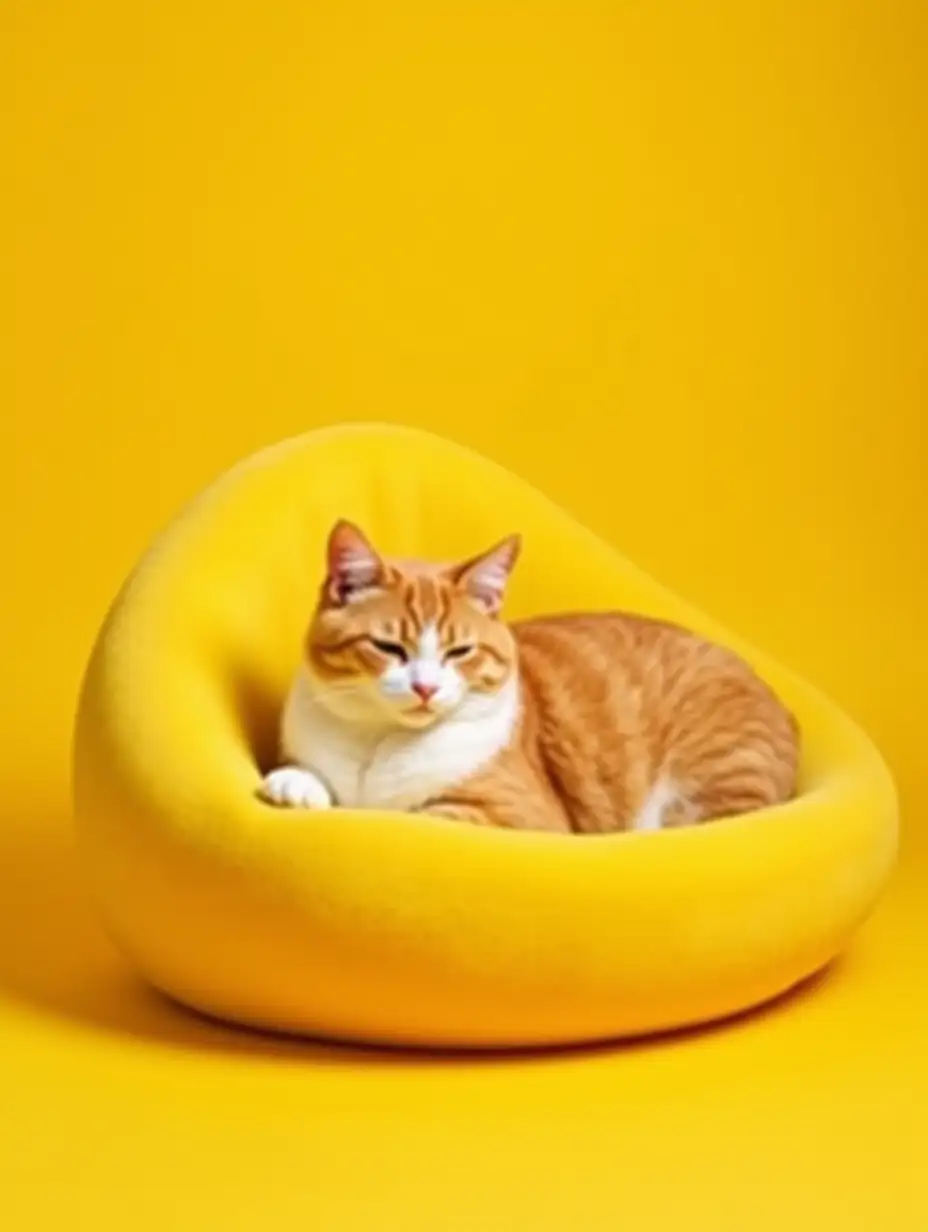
[73, 424, 898, 1048]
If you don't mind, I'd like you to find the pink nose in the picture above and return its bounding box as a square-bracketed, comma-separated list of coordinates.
[412, 682, 438, 702]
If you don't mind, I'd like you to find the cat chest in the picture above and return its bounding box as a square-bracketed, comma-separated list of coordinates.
[282, 675, 521, 812]
[287, 716, 504, 811]
[303, 732, 477, 810]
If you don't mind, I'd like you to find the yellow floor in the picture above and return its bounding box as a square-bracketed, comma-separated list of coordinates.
[0, 818, 924, 1229]
[3, 1, 926, 1227]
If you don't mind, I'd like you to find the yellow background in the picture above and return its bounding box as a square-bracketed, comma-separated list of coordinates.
[2, 1, 925, 1228]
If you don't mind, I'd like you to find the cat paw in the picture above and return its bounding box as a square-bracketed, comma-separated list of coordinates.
[259, 767, 333, 810]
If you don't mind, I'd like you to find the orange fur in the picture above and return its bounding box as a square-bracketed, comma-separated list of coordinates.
[442, 613, 799, 832]
[287, 522, 799, 832]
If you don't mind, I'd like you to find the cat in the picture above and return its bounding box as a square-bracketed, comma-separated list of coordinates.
[259, 520, 799, 832]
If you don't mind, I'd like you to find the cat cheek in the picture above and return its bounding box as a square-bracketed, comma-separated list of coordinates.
[379, 665, 411, 697]
[476, 667, 504, 690]
[444, 668, 466, 700]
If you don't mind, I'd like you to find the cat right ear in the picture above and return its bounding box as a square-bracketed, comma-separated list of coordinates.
[450, 533, 521, 615]
[324, 520, 385, 604]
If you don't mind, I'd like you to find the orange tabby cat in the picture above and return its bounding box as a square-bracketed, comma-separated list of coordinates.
[260, 521, 799, 832]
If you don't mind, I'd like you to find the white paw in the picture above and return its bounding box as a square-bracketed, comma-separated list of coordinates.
[259, 767, 333, 810]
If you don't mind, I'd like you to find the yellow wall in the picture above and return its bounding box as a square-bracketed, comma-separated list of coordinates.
[5, 1, 925, 836]
[2, 2, 925, 1228]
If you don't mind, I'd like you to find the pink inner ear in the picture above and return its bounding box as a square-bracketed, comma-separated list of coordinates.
[326, 521, 383, 599]
[455, 535, 521, 612]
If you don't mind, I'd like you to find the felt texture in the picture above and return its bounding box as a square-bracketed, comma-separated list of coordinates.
[73, 424, 897, 1048]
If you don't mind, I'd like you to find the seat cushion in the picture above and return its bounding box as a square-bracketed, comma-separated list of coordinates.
[73, 424, 898, 1047]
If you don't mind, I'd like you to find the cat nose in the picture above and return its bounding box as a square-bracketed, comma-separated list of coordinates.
[412, 682, 438, 702]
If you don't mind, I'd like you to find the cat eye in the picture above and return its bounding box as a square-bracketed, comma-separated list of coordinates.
[445, 644, 475, 661]
[370, 638, 409, 662]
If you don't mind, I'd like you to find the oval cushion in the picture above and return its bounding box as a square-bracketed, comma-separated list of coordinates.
[73, 424, 898, 1048]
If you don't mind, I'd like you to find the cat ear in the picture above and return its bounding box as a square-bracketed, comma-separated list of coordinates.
[325, 520, 385, 603]
[450, 534, 521, 614]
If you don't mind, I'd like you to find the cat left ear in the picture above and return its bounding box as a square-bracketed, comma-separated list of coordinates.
[325, 519, 385, 604]
[450, 534, 521, 615]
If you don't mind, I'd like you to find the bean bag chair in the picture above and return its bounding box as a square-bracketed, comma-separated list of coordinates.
[73, 424, 897, 1048]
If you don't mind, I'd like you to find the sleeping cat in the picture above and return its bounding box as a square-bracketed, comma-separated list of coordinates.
[259, 520, 799, 832]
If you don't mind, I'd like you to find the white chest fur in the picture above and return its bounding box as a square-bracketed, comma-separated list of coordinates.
[280, 670, 520, 810]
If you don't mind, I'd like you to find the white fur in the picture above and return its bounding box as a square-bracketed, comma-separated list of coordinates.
[413, 623, 442, 687]
[265, 667, 519, 811]
[632, 777, 682, 832]
[261, 766, 334, 809]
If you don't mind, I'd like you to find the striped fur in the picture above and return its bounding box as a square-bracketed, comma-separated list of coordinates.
[261, 521, 799, 832]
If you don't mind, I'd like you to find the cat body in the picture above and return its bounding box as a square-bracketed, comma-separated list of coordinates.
[261, 523, 798, 832]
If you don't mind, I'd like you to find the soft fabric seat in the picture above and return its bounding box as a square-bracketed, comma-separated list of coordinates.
[73, 424, 897, 1048]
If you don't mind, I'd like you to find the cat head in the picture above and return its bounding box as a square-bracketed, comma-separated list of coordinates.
[305, 520, 521, 729]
